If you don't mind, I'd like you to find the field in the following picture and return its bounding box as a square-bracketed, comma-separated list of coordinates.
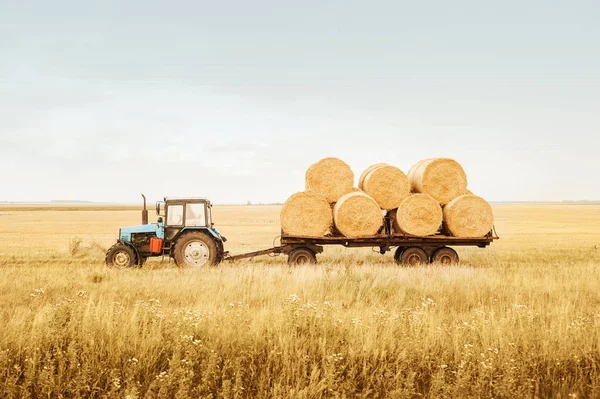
[0, 203, 599, 398]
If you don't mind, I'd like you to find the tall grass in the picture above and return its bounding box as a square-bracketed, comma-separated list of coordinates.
[1, 258, 599, 398]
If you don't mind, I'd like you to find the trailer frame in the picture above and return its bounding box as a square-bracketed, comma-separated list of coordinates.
[225, 218, 498, 265]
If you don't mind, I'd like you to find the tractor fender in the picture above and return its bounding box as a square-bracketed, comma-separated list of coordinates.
[176, 227, 223, 241]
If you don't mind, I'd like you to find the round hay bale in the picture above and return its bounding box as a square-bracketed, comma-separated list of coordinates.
[407, 158, 431, 192]
[409, 158, 468, 205]
[306, 158, 354, 203]
[280, 191, 333, 237]
[363, 165, 410, 210]
[443, 194, 494, 237]
[333, 192, 383, 237]
[393, 194, 442, 236]
[358, 163, 387, 190]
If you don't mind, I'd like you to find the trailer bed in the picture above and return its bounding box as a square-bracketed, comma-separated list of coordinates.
[280, 233, 496, 248]
[225, 231, 498, 264]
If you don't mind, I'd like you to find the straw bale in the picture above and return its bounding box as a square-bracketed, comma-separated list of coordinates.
[333, 192, 383, 237]
[306, 158, 354, 203]
[409, 158, 468, 205]
[363, 165, 410, 210]
[443, 194, 494, 237]
[393, 194, 442, 236]
[280, 191, 332, 236]
[407, 158, 431, 192]
[358, 163, 387, 190]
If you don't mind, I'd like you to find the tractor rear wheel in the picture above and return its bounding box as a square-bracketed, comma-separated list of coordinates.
[174, 232, 220, 268]
[106, 243, 137, 268]
[288, 248, 317, 266]
[432, 247, 459, 265]
[399, 247, 429, 266]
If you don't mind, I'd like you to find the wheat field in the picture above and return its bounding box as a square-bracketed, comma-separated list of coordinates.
[0, 203, 599, 398]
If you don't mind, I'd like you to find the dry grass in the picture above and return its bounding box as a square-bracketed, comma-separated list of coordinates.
[1, 203, 600, 397]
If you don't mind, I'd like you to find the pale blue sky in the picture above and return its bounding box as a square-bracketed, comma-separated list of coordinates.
[1, 0, 599, 203]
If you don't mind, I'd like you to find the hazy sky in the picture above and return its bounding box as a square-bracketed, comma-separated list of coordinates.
[1, 0, 599, 204]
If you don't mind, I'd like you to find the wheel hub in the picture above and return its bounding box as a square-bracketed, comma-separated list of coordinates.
[296, 255, 309, 264]
[407, 254, 421, 265]
[114, 251, 131, 268]
[440, 255, 452, 264]
[184, 241, 209, 267]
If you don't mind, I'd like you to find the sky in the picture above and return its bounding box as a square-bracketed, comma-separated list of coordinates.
[1, 0, 599, 204]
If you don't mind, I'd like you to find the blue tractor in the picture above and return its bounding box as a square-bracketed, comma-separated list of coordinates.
[105, 195, 226, 268]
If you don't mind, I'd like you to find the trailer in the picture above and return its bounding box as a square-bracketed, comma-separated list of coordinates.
[225, 218, 498, 266]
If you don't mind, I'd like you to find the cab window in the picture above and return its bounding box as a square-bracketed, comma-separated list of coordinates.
[186, 203, 206, 226]
[167, 205, 184, 226]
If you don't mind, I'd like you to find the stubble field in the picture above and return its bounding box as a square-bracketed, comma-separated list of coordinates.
[0, 203, 599, 398]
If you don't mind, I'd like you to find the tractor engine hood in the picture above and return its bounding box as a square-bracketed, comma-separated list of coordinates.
[119, 223, 165, 241]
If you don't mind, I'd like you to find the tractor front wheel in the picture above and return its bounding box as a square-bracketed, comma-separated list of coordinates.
[106, 243, 137, 268]
[174, 232, 220, 268]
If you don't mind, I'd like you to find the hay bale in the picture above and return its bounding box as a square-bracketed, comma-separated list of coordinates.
[393, 194, 442, 236]
[280, 191, 333, 236]
[407, 158, 431, 192]
[358, 163, 387, 190]
[409, 158, 468, 205]
[443, 194, 494, 237]
[333, 192, 383, 237]
[363, 165, 410, 210]
[306, 158, 354, 203]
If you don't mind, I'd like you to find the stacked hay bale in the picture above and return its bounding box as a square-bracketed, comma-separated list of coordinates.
[305, 157, 354, 203]
[280, 191, 333, 237]
[392, 194, 443, 236]
[333, 192, 383, 237]
[280, 157, 493, 238]
[406, 158, 493, 237]
[443, 194, 494, 237]
[361, 164, 410, 210]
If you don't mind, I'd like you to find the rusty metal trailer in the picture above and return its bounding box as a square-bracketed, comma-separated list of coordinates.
[225, 228, 498, 266]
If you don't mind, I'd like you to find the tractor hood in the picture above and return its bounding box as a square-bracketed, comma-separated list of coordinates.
[119, 223, 165, 241]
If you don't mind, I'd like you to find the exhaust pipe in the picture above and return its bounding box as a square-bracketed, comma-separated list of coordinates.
[141, 194, 148, 225]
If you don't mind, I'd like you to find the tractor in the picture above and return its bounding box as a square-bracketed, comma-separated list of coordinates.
[105, 195, 226, 268]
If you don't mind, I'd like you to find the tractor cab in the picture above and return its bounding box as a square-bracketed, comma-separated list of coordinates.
[106, 195, 225, 269]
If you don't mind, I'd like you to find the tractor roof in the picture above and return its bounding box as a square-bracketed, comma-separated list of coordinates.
[164, 197, 212, 205]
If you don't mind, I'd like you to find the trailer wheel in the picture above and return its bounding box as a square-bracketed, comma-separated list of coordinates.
[174, 232, 221, 268]
[432, 247, 459, 265]
[288, 248, 317, 266]
[399, 247, 429, 266]
[106, 243, 137, 268]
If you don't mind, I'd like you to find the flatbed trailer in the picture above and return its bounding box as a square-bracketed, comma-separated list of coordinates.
[225, 224, 498, 266]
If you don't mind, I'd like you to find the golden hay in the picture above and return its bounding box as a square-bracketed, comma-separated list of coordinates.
[280, 191, 332, 236]
[406, 158, 431, 192]
[409, 158, 468, 205]
[443, 194, 494, 237]
[393, 194, 442, 236]
[363, 165, 410, 210]
[333, 192, 383, 237]
[358, 163, 387, 190]
[306, 158, 354, 203]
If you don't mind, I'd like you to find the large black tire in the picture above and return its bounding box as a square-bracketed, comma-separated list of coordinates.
[431, 247, 459, 265]
[399, 247, 429, 266]
[288, 247, 317, 266]
[105, 243, 137, 268]
[173, 232, 221, 268]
